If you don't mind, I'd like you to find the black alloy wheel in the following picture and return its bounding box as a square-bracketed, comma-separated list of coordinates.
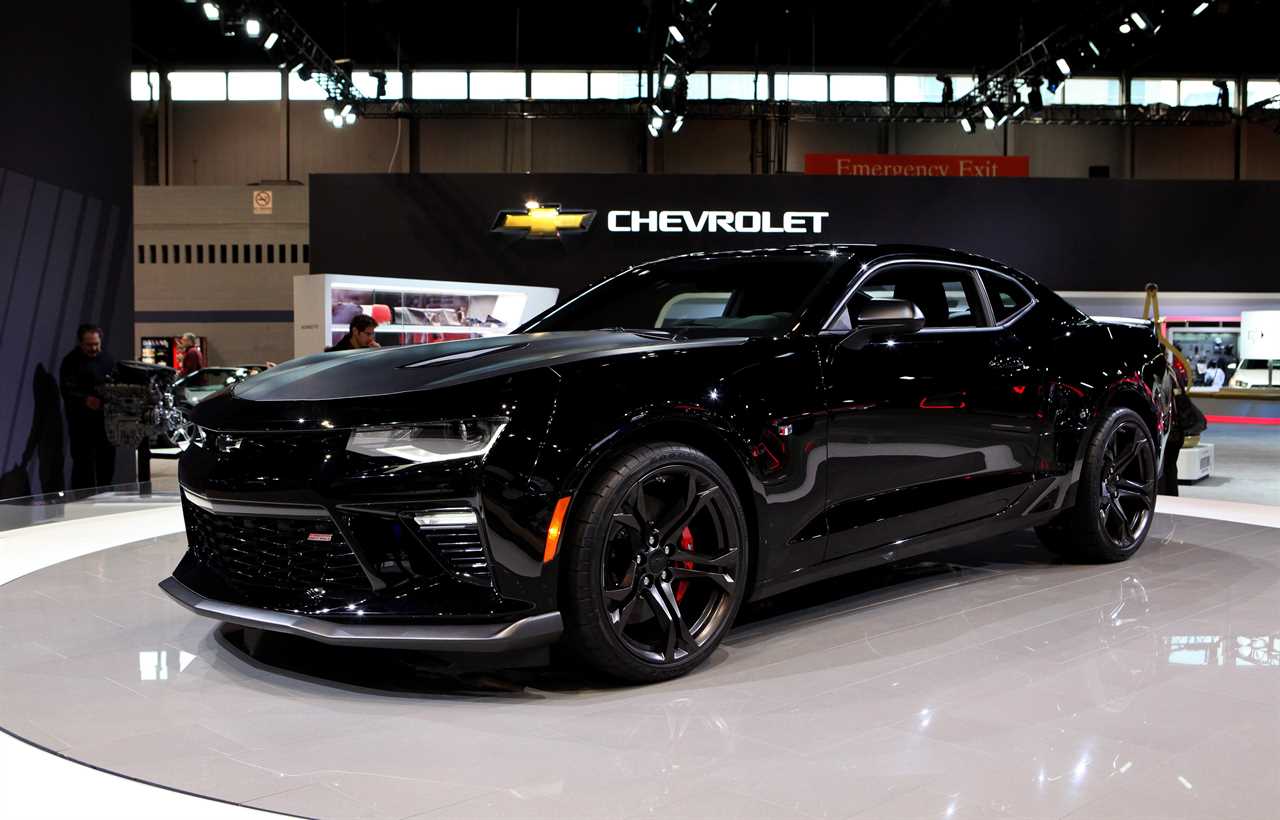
[561, 443, 749, 682]
[1096, 419, 1156, 549]
[1035, 407, 1157, 563]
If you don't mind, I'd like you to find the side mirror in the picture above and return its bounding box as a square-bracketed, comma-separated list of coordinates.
[838, 298, 925, 351]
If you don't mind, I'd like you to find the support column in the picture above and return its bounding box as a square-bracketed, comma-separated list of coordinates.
[279, 69, 290, 181]
[404, 71, 420, 173]
[1235, 73, 1247, 180]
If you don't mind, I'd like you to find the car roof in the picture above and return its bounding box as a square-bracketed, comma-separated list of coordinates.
[647, 243, 1021, 272]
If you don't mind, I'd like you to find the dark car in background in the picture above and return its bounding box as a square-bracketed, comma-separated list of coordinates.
[161, 245, 1171, 682]
[161, 365, 270, 451]
[173, 365, 271, 409]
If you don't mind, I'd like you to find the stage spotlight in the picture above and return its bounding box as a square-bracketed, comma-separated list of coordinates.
[1028, 82, 1044, 113]
[647, 121, 661, 138]
[1088, 40, 1101, 56]
[673, 114, 685, 132]
[984, 117, 996, 130]
[1130, 11, 1149, 30]
[1193, 2, 1210, 15]
[1214, 80, 1230, 108]
[651, 114, 664, 131]
[244, 18, 261, 37]
[1119, 21, 1132, 33]
[332, 115, 345, 129]
[1010, 102, 1027, 120]
[1055, 57, 1072, 76]
[202, 2, 219, 21]
[651, 104, 664, 117]
[668, 25, 685, 43]
[264, 32, 279, 50]
[959, 114, 975, 133]
[1045, 63, 1066, 93]
[344, 111, 356, 124]
[663, 72, 677, 90]
[323, 106, 335, 121]
[937, 73, 954, 103]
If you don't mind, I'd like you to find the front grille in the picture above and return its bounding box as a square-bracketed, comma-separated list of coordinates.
[184, 499, 371, 597]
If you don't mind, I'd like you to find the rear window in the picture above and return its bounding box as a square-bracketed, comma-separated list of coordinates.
[981, 271, 1033, 322]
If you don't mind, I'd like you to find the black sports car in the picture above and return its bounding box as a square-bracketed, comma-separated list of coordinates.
[161, 245, 1171, 682]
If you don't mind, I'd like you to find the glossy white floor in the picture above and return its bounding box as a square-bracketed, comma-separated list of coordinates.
[1, 495, 1278, 820]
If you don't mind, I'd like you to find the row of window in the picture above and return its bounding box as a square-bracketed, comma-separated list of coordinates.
[130, 70, 1280, 109]
[137, 242, 309, 266]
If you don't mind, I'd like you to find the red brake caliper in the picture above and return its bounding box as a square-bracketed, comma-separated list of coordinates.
[675, 526, 695, 603]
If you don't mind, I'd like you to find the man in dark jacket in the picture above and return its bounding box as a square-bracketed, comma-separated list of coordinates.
[59, 324, 117, 490]
[326, 314, 381, 352]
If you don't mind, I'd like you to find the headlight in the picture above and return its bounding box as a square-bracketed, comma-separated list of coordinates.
[1232, 379, 1248, 388]
[345, 418, 508, 464]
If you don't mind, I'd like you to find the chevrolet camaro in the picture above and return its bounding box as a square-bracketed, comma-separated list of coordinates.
[161, 245, 1171, 682]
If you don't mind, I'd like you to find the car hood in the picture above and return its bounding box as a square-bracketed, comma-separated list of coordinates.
[227, 330, 748, 403]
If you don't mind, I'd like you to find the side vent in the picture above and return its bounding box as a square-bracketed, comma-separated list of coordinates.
[412, 509, 492, 585]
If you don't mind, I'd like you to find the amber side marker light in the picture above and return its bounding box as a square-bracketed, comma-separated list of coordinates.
[544, 496, 572, 563]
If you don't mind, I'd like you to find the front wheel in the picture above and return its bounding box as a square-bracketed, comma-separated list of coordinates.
[1036, 407, 1158, 563]
[560, 442, 749, 683]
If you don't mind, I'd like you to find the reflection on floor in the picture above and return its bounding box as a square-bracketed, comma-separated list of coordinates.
[1179, 424, 1280, 507]
[1, 513, 1278, 819]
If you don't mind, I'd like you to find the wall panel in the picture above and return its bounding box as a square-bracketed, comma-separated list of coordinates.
[784, 122, 881, 172]
[289, 102, 407, 178]
[171, 102, 282, 185]
[421, 119, 522, 172]
[1134, 126, 1236, 179]
[1244, 123, 1280, 180]
[896, 122, 1003, 156]
[1010, 125, 1126, 178]
[662, 120, 752, 173]
[2, 6, 134, 496]
[532, 119, 642, 173]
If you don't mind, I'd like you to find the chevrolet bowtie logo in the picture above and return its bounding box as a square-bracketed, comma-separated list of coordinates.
[492, 202, 595, 239]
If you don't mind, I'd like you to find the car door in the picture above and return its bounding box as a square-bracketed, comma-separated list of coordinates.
[821, 260, 1042, 561]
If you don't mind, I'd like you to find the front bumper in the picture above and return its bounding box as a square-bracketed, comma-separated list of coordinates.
[159, 576, 563, 652]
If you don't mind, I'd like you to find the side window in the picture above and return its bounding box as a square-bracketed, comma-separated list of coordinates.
[855, 265, 986, 329]
[982, 272, 1032, 322]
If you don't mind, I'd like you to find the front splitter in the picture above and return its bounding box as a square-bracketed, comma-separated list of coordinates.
[159, 575, 563, 653]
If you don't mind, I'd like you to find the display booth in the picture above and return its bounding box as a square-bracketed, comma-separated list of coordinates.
[292, 273, 558, 356]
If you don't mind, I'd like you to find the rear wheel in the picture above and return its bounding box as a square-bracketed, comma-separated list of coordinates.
[560, 442, 748, 683]
[1036, 407, 1157, 563]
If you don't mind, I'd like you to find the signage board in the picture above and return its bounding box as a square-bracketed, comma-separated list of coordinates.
[805, 153, 1030, 177]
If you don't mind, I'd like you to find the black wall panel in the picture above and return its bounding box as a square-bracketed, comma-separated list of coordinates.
[0, 6, 134, 498]
[311, 173, 1280, 297]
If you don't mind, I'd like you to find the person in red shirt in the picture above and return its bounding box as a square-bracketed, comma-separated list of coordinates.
[178, 333, 206, 375]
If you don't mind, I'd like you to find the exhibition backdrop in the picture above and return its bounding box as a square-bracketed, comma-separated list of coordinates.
[0, 6, 134, 498]
[311, 173, 1280, 297]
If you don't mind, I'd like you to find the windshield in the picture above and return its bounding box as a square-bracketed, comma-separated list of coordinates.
[1236, 359, 1279, 370]
[519, 254, 839, 335]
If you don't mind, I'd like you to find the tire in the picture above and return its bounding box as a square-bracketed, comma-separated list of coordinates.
[560, 442, 750, 683]
[1035, 407, 1158, 563]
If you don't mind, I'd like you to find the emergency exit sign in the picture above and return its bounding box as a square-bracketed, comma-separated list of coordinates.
[805, 153, 1029, 177]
